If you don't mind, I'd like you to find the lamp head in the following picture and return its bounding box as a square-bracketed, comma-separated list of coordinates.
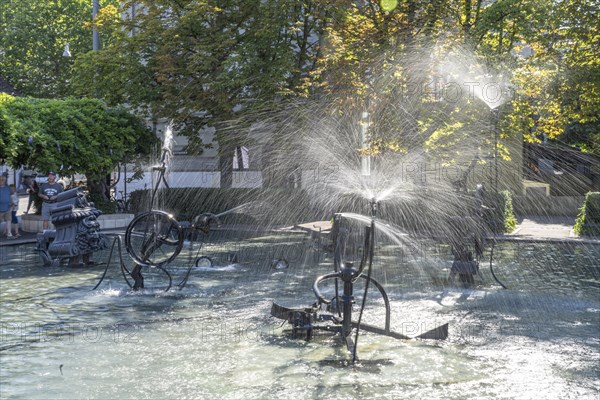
[63, 43, 72, 58]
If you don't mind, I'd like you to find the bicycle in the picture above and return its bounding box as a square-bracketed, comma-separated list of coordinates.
[110, 190, 131, 213]
[116, 191, 131, 213]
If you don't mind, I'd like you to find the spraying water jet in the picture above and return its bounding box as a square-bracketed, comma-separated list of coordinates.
[271, 199, 449, 362]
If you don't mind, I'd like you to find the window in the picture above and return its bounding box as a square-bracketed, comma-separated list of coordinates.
[233, 146, 249, 170]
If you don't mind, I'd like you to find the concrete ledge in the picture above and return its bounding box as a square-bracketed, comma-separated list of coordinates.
[97, 213, 134, 231]
[20, 213, 134, 233]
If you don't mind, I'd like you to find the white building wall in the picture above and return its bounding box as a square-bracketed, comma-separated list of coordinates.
[169, 171, 221, 188]
[232, 171, 262, 188]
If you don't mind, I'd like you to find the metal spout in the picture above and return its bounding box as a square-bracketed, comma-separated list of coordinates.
[369, 197, 378, 218]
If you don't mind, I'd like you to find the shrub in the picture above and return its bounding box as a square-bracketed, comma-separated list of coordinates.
[574, 192, 600, 236]
[88, 193, 115, 215]
[487, 190, 518, 234]
[128, 187, 317, 226]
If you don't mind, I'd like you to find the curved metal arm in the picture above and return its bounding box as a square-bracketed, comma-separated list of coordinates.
[149, 148, 172, 209]
[312, 272, 342, 305]
[312, 272, 391, 332]
[357, 275, 391, 332]
[354, 225, 372, 278]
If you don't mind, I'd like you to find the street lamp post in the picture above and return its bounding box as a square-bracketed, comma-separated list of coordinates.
[93, 0, 100, 51]
[491, 108, 500, 192]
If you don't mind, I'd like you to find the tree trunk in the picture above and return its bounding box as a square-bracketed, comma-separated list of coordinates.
[219, 151, 233, 189]
[87, 174, 110, 202]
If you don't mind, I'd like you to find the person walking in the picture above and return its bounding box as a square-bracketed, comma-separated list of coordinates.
[39, 172, 63, 230]
[0, 175, 13, 239]
[9, 184, 20, 238]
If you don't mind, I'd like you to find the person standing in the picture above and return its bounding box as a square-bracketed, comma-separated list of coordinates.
[0, 175, 13, 239]
[39, 172, 63, 230]
[9, 184, 20, 238]
[24, 179, 39, 214]
[448, 250, 479, 288]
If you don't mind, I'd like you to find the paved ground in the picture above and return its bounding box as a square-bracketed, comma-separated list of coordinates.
[510, 216, 578, 240]
[0, 194, 36, 245]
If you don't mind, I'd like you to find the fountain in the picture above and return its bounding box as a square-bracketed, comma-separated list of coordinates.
[262, 45, 522, 359]
[1, 45, 598, 399]
[271, 200, 449, 362]
[93, 147, 225, 291]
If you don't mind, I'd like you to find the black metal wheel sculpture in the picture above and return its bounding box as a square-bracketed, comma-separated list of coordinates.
[93, 147, 223, 292]
[125, 210, 184, 268]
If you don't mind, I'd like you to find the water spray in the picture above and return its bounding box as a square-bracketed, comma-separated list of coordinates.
[93, 151, 231, 292]
[271, 198, 448, 362]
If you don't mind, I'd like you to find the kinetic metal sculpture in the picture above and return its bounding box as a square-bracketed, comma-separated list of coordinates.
[94, 149, 221, 291]
[271, 200, 449, 362]
[37, 187, 109, 267]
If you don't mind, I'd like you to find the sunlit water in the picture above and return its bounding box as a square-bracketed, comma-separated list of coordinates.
[1, 231, 598, 400]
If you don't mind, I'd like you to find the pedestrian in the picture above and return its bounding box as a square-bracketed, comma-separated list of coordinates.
[0, 175, 14, 239]
[39, 172, 63, 230]
[448, 249, 479, 288]
[9, 184, 20, 238]
[24, 179, 39, 214]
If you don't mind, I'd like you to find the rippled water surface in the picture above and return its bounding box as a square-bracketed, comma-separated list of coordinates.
[1, 232, 599, 399]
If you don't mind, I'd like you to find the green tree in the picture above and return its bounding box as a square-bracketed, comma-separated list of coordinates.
[496, 0, 599, 155]
[0, 0, 121, 98]
[10, 0, 592, 190]
[0, 94, 158, 201]
[71, 0, 330, 187]
[314, 0, 599, 166]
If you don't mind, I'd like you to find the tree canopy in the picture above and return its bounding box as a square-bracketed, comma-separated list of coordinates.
[1, 0, 597, 168]
[0, 0, 122, 98]
[0, 94, 158, 183]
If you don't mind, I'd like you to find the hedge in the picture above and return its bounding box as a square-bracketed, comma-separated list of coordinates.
[128, 187, 319, 226]
[487, 190, 518, 234]
[574, 192, 600, 236]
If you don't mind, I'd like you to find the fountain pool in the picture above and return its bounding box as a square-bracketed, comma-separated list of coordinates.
[1, 233, 598, 399]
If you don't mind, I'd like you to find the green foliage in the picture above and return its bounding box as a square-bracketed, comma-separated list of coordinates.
[487, 190, 518, 233]
[73, 0, 326, 136]
[0, 0, 121, 98]
[88, 194, 116, 215]
[500, 190, 518, 233]
[574, 192, 600, 236]
[3, 0, 597, 177]
[508, 0, 600, 155]
[0, 95, 158, 181]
